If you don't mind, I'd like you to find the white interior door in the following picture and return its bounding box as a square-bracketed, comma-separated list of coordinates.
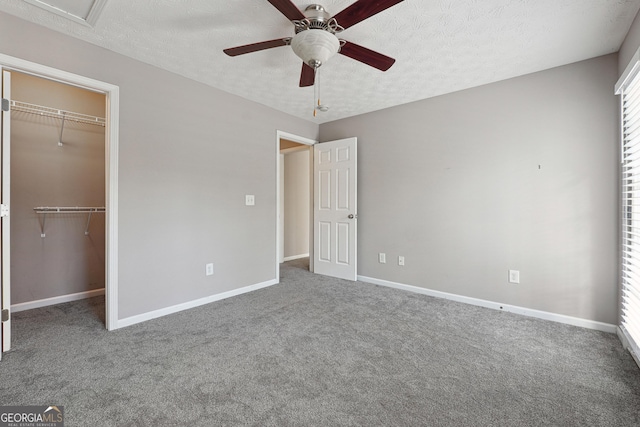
[313, 137, 357, 281]
[1, 69, 11, 358]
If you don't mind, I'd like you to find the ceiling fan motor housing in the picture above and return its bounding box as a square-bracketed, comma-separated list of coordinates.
[301, 4, 331, 28]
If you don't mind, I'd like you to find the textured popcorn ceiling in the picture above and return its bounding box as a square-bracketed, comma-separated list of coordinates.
[0, 0, 638, 123]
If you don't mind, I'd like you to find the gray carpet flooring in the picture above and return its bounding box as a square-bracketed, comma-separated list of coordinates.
[1, 258, 639, 426]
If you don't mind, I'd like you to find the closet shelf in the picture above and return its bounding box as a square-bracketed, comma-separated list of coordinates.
[34, 206, 105, 238]
[11, 100, 105, 127]
[34, 206, 105, 214]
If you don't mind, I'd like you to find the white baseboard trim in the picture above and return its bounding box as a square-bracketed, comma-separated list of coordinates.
[283, 253, 309, 262]
[117, 278, 279, 329]
[358, 276, 617, 334]
[11, 288, 105, 313]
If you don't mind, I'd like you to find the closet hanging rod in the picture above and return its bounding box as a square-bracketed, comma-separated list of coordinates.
[11, 100, 106, 127]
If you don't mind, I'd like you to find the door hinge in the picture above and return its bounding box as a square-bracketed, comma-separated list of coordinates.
[1, 98, 9, 112]
[0, 205, 8, 217]
[1, 309, 8, 322]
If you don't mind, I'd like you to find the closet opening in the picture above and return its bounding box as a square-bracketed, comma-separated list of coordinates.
[10, 71, 107, 325]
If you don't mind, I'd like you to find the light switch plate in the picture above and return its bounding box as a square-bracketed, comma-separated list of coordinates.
[509, 269, 520, 284]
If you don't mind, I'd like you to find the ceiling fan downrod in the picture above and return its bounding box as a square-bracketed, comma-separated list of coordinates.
[293, 4, 344, 34]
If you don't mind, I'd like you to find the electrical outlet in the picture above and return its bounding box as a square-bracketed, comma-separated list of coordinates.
[245, 195, 255, 206]
[206, 263, 214, 276]
[508, 269, 520, 284]
[398, 256, 405, 266]
[379, 253, 386, 263]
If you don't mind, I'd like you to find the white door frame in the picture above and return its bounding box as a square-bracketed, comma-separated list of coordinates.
[275, 130, 316, 282]
[1, 70, 10, 357]
[0, 53, 119, 332]
[280, 144, 311, 264]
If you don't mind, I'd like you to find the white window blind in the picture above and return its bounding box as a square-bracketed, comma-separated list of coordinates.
[620, 62, 640, 363]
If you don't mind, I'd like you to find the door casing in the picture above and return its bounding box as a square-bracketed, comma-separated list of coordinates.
[276, 131, 316, 282]
[0, 53, 120, 337]
[275, 132, 358, 282]
[1, 70, 10, 358]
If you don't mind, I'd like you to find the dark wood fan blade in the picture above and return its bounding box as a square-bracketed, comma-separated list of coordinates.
[333, 0, 404, 30]
[299, 63, 315, 87]
[223, 38, 290, 56]
[267, 0, 305, 21]
[339, 41, 395, 71]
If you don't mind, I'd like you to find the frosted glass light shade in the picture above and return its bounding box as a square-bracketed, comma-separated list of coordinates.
[291, 29, 340, 68]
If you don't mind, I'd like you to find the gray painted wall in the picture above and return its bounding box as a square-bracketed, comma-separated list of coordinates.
[0, 12, 318, 319]
[1, 10, 631, 327]
[283, 149, 310, 258]
[320, 54, 619, 324]
[11, 72, 105, 304]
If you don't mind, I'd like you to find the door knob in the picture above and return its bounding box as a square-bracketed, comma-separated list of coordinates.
[348, 214, 357, 219]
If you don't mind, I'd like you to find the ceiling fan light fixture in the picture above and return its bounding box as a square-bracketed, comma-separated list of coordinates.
[290, 29, 340, 68]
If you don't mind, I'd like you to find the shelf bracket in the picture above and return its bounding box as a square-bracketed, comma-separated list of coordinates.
[38, 212, 46, 238]
[58, 112, 65, 146]
[84, 210, 93, 236]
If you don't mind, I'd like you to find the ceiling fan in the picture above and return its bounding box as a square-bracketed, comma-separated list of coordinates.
[223, 0, 404, 88]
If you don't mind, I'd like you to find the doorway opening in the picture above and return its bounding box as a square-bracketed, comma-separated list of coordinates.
[0, 53, 119, 354]
[10, 71, 106, 325]
[276, 131, 315, 283]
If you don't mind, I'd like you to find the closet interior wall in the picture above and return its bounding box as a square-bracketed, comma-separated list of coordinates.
[280, 139, 310, 260]
[11, 72, 106, 306]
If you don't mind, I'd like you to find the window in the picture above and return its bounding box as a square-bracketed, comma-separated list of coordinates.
[619, 54, 640, 364]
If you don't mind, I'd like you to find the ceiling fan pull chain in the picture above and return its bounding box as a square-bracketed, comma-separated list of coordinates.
[313, 67, 318, 117]
[313, 66, 322, 117]
[317, 67, 321, 107]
